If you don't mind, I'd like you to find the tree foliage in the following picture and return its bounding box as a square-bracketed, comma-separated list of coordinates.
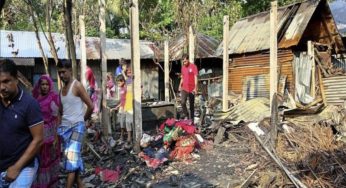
[0, 0, 340, 42]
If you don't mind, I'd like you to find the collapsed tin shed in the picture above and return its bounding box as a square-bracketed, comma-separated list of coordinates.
[216, 0, 345, 101]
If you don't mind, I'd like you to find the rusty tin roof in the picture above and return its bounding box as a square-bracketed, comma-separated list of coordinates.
[216, 0, 345, 56]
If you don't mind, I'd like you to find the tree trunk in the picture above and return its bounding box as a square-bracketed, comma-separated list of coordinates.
[46, 0, 59, 65]
[27, 1, 50, 75]
[45, 0, 62, 88]
[64, 0, 78, 79]
[99, 0, 110, 135]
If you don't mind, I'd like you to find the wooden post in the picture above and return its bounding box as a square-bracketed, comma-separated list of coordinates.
[318, 68, 327, 106]
[130, 0, 142, 152]
[270, 1, 278, 109]
[164, 40, 170, 102]
[189, 25, 195, 63]
[308, 41, 315, 98]
[79, 15, 87, 88]
[99, 0, 110, 134]
[222, 16, 229, 112]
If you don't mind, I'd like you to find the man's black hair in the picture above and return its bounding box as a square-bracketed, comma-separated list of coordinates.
[182, 53, 189, 60]
[57, 59, 72, 69]
[0, 59, 18, 78]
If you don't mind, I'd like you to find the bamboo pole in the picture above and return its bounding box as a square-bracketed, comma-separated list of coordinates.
[222, 15, 229, 112]
[164, 40, 170, 102]
[189, 25, 195, 63]
[270, 1, 278, 109]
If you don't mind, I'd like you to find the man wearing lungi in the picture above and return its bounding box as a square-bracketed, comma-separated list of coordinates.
[57, 60, 94, 188]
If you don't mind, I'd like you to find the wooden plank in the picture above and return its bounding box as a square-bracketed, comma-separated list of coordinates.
[318, 67, 327, 106]
[239, 169, 257, 188]
[164, 40, 170, 102]
[252, 132, 307, 188]
[214, 127, 226, 144]
[130, 0, 143, 152]
[223, 15, 230, 111]
[270, 1, 278, 109]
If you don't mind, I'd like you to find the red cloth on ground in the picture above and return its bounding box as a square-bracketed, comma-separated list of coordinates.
[138, 152, 167, 169]
[160, 118, 196, 135]
[95, 166, 121, 183]
[175, 120, 196, 134]
[170, 135, 196, 161]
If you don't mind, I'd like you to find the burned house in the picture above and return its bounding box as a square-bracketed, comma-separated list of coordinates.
[165, 32, 221, 99]
[217, 0, 345, 106]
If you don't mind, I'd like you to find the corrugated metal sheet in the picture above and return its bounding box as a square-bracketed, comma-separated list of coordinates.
[0, 30, 157, 60]
[332, 56, 346, 71]
[323, 76, 346, 105]
[214, 98, 270, 123]
[216, 0, 345, 56]
[278, 1, 317, 48]
[229, 50, 294, 95]
[168, 32, 220, 60]
[80, 37, 156, 60]
[294, 52, 314, 104]
[243, 74, 270, 100]
[1, 30, 68, 59]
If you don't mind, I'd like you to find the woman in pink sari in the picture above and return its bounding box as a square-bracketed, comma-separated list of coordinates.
[32, 75, 60, 188]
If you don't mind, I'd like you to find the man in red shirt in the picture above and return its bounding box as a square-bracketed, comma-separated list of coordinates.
[85, 66, 96, 98]
[179, 54, 198, 122]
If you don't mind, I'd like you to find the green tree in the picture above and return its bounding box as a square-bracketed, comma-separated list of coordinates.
[197, 0, 242, 40]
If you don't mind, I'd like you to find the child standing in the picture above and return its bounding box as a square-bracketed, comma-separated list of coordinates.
[115, 75, 127, 143]
[106, 72, 116, 99]
[123, 64, 133, 148]
[115, 73, 132, 148]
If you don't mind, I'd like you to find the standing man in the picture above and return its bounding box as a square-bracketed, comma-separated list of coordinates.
[0, 59, 43, 187]
[57, 60, 94, 188]
[85, 65, 96, 98]
[179, 54, 198, 122]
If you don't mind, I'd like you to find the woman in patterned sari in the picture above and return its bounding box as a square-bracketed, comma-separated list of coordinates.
[32, 75, 61, 188]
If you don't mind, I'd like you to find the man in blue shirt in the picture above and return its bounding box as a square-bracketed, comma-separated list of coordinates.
[0, 59, 43, 188]
[115, 58, 126, 77]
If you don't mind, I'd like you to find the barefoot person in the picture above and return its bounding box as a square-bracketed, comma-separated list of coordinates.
[57, 60, 93, 188]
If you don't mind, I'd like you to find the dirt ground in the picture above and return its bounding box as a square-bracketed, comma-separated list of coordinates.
[57, 103, 346, 188]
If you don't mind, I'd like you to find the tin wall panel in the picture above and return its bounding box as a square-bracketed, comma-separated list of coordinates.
[323, 76, 346, 105]
[242, 74, 270, 100]
[229, 50, 294, 96]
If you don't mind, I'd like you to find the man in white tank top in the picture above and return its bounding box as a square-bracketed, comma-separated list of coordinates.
[57, 60, 94, 188]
